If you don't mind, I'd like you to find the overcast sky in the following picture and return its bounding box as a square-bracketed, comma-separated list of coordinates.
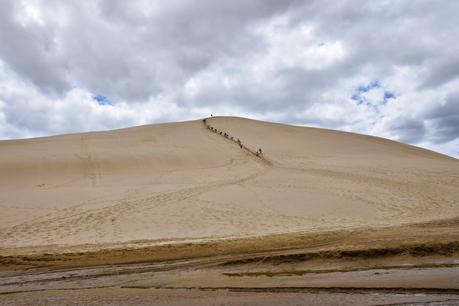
[1, 1, 458, 157]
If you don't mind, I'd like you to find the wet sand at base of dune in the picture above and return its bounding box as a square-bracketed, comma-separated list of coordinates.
[2, 288, 459, 306]
[1, 218, 459, 305]
[1, 256, 459, 305]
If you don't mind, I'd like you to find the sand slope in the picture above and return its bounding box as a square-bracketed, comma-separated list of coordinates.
[1, 117, 458, 251]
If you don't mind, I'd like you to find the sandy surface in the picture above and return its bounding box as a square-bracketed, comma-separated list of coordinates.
[3, 288, 459, 306]
[2, 244, 459, 304]
[1, 117, 458, 251]
[1, 116, 459, 304]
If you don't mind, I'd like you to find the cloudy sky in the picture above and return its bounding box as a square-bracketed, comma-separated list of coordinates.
[1, 0, 458, 157]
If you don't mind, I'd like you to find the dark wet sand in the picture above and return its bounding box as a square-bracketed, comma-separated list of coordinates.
[1, 219, 459, 305]
[2, 288, 459, 306]
[2, 249, 459, 304]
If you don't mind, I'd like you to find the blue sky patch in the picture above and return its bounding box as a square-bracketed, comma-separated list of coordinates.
[356, 80, 381, 93]
[351, 80, 396, 109]
[383, 91, 396, 103]
[351, 93, 364, 104]
[92, 94, 112, 106]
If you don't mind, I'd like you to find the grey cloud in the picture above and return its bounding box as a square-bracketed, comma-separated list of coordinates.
[0, 1, 69, 93]
[388, 117, 427, 143]
[429, 116, 459, 144]
[421, 54, 459, 88]
[0, 0, 299, 101]
[425, 91, 459, 144]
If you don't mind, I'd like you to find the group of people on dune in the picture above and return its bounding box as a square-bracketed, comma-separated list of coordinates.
[203, 118, 263, 157]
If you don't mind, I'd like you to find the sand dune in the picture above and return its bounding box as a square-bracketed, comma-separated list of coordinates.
[2, 117, 459, 304]
[0, 116, 458, 252]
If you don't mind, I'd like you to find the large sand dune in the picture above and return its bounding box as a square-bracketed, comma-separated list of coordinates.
[1, 116, 458, 252]
[2, 117, 459, 304]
